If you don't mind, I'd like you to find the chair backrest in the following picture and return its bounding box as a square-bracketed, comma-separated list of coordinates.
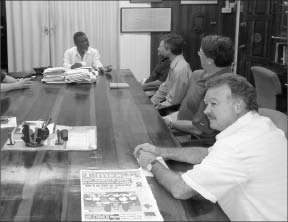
[259, 108, 287, 137]
[251, 66, 282, 109]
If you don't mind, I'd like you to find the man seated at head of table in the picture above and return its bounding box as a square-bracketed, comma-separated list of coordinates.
[163, 35, 234, 140]
[63, 31, 104, 71]
[150, 33, 193, 109]
[0, 71, 32, 93]
[134, 74, 287, 221]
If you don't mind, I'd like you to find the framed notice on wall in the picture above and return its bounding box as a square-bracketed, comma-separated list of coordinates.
[121, 8, 171, 32]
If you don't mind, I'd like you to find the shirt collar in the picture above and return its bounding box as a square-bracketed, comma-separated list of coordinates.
[75, 47, 91, 57]
[198, 67, 233, 83]
[216, 111, 257, 141]
[86, 47, 92, 55]
[170, 54, 184, 70]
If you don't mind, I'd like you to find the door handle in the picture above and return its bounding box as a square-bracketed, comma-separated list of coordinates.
[239, 44, 246, 49]
[240, 22, 247, 27]
[44, 26, 49, 35]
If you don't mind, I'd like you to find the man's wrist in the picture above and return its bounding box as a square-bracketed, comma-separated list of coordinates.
[168, 119, 174, 129]
[147, 156, 162, 171]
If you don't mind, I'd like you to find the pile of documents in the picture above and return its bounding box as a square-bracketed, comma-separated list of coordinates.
[65, 69, 97, 83]
[42, 67, 67, 83]
[42, 67, 97, 84]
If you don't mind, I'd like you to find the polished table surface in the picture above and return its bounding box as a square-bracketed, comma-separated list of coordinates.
[0, 69, 228, 221]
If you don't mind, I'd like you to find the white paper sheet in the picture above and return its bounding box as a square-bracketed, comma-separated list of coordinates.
[0, 116, 17, 128]
[2, 124, 97, 151]
[109, 83, 129, 89]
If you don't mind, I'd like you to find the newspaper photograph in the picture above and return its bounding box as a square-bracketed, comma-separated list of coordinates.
[80, 169, 163, 221]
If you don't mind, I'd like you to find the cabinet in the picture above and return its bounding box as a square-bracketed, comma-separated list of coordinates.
[237, 0, 287, 80]
[237, 0, 287, 113]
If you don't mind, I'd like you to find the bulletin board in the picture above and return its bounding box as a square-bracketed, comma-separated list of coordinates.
[121, 8, 171, 32]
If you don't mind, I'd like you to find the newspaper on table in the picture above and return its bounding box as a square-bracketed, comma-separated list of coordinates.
[80, 169, 163, 221]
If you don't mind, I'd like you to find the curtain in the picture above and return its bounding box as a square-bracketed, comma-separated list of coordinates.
[6, 1, 120, 72]
[6, 1, 50, 72]
[50, 1, 120, 68]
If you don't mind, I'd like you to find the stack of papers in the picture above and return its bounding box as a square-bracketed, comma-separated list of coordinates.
[65, 69, 97, 83]
[42, 67, 67, 83]
[41, 67, 98, 84]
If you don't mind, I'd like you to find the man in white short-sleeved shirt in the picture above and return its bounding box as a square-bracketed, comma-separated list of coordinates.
[134, 74, 287, 221]
[63, 32, 103, 70]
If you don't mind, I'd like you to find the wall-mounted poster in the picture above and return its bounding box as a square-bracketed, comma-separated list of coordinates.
[121, 8, 171, 32]
[181, 0, 217, 4]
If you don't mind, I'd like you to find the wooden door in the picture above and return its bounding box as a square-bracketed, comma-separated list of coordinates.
[237, 0, 278, 82]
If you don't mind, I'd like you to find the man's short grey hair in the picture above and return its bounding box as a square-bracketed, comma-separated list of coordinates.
[206, 73, 258, 111]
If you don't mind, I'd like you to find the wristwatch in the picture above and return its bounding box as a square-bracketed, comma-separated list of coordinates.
[168, 119, 173, 129]
[147, 157, 161, 171]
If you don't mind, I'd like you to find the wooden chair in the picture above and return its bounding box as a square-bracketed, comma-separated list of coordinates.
[259, 108, 287, 137]
[251, 66, 282, 109]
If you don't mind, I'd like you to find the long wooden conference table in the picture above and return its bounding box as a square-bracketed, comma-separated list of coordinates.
[0, 69, 229, 221]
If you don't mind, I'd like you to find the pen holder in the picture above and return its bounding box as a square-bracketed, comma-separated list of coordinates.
[22, 127, 49, 147]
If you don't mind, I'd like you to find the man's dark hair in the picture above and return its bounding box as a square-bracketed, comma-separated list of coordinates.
[162, 33, 185, 55]
[201, 35, 234, 67]
[73, 31, 86, 44]
[206, 73, 258, 111]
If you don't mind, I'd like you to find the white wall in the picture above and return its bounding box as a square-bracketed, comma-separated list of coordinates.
[119, 1, 151, 82]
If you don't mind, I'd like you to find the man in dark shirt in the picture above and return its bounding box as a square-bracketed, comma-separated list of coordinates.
[142, 55, 170, 92]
